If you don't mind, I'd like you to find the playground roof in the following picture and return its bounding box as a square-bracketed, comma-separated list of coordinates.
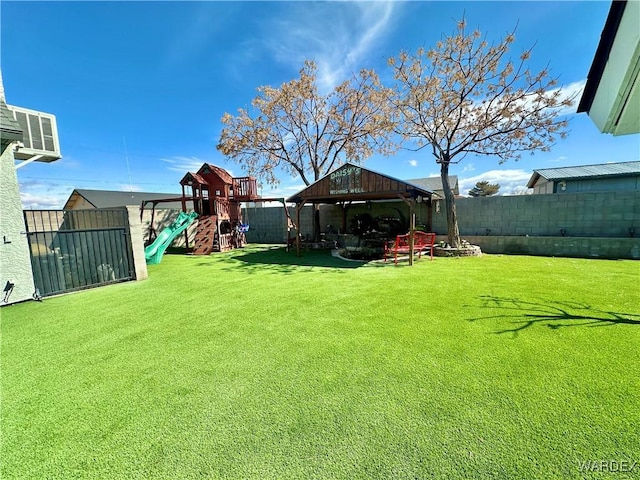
[198, 163, 233, 184]
[286, 163, 435, 205]
[180, 171, 208, 186]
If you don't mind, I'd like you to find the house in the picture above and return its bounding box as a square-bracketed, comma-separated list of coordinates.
[405, 176, 459, 198]
[0, 70, 61, 304]
[526, 161, 640, 194]
[64, 189, 184, 210]
[577, 0, 640, 135]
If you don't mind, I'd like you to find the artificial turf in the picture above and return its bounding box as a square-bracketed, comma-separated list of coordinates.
[1, 246, 639, 479]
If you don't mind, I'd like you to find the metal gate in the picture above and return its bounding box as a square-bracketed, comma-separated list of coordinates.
[24, 209, 135, 297]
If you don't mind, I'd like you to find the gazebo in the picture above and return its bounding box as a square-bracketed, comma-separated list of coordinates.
[286, 163, 435, 264]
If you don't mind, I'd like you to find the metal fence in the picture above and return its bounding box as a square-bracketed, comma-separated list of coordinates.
[23, 209, 135, 297]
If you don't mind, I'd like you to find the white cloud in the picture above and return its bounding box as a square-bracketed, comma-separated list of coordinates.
[553, 80, 586, 116]
[20, 189, 71, 210]
[263, 2, 398, 92]
[116, 184, 144, 192]
[408, 159, 418, 167]
[462, 163, 475, 173]
[551, 155, 568, 163]
[259, 183, 307, 199]
[459, 169, 532, 196]
[161, 156, 230, 175]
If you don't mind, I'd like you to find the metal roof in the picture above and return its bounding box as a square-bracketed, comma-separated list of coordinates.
[527, 161, 640, 187]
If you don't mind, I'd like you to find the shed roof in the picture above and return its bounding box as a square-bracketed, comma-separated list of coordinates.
[287, 163, 434, 204]
[64, 189, 183, 209]
[526, 161, 640, 187]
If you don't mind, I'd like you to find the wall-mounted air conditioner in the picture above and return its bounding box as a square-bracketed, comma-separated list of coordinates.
[7, 104, 61, 162]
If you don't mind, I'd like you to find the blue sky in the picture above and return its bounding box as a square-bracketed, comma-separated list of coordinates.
[2, 1, 639, 208]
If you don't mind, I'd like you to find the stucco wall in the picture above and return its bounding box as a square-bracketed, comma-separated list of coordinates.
[0, 143, 36, 305]
[125, 206, 148, 281]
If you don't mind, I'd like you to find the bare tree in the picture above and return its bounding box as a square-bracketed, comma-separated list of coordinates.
[217, 60, 396, 240]
[388, 19, 573, 247]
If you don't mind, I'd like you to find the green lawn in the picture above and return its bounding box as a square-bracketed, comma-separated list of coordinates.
[2, 246, 639, 479]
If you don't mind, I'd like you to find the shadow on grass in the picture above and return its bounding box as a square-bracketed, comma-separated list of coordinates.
[469, 295, 640, 335]
[191, 245, 368, 273]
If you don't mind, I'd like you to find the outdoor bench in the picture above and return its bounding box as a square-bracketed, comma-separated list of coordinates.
[384, 231, 436, 264]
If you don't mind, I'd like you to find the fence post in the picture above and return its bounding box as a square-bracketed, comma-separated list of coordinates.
[125, 206, 148, 281]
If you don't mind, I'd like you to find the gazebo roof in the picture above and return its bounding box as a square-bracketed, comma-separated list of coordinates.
[286, 163, 434, 204]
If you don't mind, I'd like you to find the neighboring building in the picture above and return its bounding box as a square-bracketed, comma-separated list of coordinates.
[577, 0, 640, 136]
[405, 176, 459, 198]
[64, 189, 183, 210]
[526, 161, 640, 194]
[0, 70, 61, 305]
[64, 189, 192, 247]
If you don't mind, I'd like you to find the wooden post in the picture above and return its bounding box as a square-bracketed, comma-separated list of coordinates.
[409, 198, 415, 266]
[296, 201, 304, 257]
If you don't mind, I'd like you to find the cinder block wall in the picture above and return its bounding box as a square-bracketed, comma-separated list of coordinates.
[240, 191, 640, 259]
[431, 191, 639, 238]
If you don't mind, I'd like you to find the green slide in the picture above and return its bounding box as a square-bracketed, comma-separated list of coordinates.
[145, 212, 198, 265]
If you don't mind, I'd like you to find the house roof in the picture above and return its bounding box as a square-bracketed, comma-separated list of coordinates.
[577, 0, 628, 113]
[0, 99, 23, 145]
[405, 176, 459, 195]
[576, 0, 639, 135]
[64, 189, 183, 210]
[526, 161, 640, 188]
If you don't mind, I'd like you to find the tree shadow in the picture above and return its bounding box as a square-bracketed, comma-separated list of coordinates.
[468, 296, 640, 336]
[189, 245, 367, 274]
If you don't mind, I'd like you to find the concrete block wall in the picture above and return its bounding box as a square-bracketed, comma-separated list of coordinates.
[142, 208, 197, 247]
[431, 191, 640, 238]
[461, 235, 640, 259]
[241, 191, 640, 259]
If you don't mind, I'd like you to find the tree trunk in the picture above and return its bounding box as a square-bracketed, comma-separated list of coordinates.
[440, 160, 461, 248]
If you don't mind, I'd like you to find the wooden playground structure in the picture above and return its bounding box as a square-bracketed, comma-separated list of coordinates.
[140, 163, 295, 255]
